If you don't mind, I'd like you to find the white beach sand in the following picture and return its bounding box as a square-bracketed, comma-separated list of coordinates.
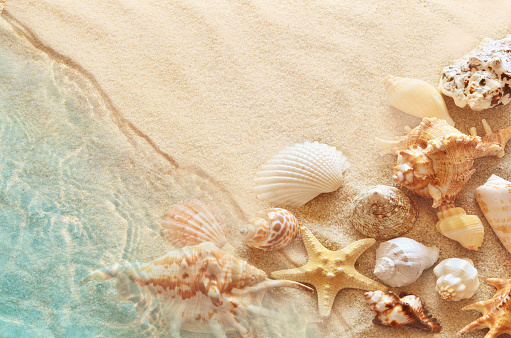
[5, 0, 511, 336]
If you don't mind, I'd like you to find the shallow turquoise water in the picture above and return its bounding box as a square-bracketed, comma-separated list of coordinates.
[0, 16, 314, 338]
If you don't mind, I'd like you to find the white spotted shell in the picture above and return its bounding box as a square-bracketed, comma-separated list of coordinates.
[384, 75, 454, 126]
[374, 237, 439, 287]
[433, 258, 479, 301]
[161, 199, 228, 248]
[351, 185, 418, 239]
[240, 208, 299, 251]
[253, 141, 350, 207]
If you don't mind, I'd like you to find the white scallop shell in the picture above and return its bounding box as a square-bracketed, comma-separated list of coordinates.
[384, 75, 454, 126]
[253, 141, 350, 207]
[161, 199, 228, 248]
[433, 258, 479, 301]
[475, 174, 511, 255]
[374, 237, 439, 287]
[241, 208, 299, 251]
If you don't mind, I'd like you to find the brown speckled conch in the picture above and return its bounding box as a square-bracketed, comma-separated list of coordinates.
[376, 117, 511, 250]
[459, 278, 511, 338]
[81, 242, 312, 337]
[364, 290, 442, 333]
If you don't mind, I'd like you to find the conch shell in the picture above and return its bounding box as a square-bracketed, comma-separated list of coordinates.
[373, 237, 439, 287]
[476, 174, 511, 255]
[436, 206, 484, 251]
[240, 208, 299, 251]
[253, 141, 350, 207]
[433, 258, 479, 301]
[364, 290, 442, 333]
[161, 199, 228, 248]
[351, 185, 418, 239]
[384, 75, 454, 126]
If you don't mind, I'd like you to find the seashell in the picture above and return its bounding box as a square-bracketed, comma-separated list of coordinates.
[351, 185, 418, 239]
[253, 141, 350, 207]
[376, 117, 511, 208]
[161, 199, 228, 248]
[373, 237, 439, 287]
[81, 242, 313, 336]
[364, 290, 442, 333]
[384, 75, 454, 126]
[476, 174, 511, 255]
[433, 258, 479, 301]
[436, 206, 484, 251]
[439, 35, 511, 111]
[240, 208, 299, 251]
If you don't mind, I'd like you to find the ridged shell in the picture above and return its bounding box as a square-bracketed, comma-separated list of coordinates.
[373, 237, 439, 287]
[253, 141, 350, 207]
[161, 200, 228, 248]
[436, 207, 484, 251]
[81, 242, 312, 336]
[351, 185, 418, 239]
[376, 117, 511, 208]
[240, 208, 299, 251]
[384, 75, 454, 126]
[433, 258, 479, 301]
[364, 290, 442, 333]
[476, 174, 511, 255]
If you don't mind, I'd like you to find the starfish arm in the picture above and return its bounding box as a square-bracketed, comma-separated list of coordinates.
[315, 285, 338, 317]
[271, 266, 314, 285]
[459, 315, 492, 335]
[487, 278, 511, 291]
[342, 267, 387, 291]
[299, 226, 332, 257]
[462, 299, 497, 315]
[341, 238, 377, 265]
[486, 320, 511, 338]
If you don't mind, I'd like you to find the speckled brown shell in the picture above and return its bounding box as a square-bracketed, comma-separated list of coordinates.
[351, 185, 418, 239]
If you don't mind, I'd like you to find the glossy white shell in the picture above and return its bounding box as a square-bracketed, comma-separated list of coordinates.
[241, 208, 299, 251]
[253, 141, 350, 207]
[433, 258, 479, 301]
[385, 75, 454, 125]
[374, 237, 439, 287]
[476, 174, 511, 255]
[161, 199, 228, 248]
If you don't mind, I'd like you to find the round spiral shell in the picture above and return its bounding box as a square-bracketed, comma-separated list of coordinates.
[240, 208, 299, 251]
[161, 199, 228, 248]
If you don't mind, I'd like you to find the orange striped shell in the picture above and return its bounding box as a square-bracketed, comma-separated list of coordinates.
[240, 208, 299, 251]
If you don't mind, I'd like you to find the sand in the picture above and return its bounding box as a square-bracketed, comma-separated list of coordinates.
[4, 0, 511, 337]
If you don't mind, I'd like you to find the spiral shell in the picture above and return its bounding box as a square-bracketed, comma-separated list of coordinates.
[374, 237, 439, 287]
[161, 199, 228, 248]
[476, 175, 511, 255]
[240, 208, 299, 251]
[435, 206, 484, 251]
[384, 75, 454, 126]
[351, 185, 418, 239]
[253, 141, 350, 207]
[433, 258, 479, 301]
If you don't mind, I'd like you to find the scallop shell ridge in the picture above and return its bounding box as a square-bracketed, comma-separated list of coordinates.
[254, 141, 350, 207]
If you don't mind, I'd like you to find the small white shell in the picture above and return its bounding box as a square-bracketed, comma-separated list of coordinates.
[253, 141, 350, 207]
[374, 237, 439, 287]
[351, 185, 418, 239]
[161, 199, 228, 248]
[384, 75, 454, 126]
[433, 258, 479, 301]
[240, 208, 299, 251]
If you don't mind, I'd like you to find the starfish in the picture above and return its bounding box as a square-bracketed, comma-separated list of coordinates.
[459, 278, 511, 338]
[271, 226, 387, 317]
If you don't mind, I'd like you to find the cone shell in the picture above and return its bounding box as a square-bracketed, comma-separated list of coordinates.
[384, 75, 454, 126]
[161, 200, 228, 248]
[433, 258, 479, 301]
[435, 207, 484, 250]
[364, 290, 442, 333]
[241, 208, 299, 251]
[373, 237, 439, 287]
[351, 185, 418, 239]
[476, 174, 511, 255]
[253, 141, 350, 207]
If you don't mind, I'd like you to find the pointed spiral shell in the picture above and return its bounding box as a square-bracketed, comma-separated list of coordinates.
[436, 206, 484, 251]
[253, 141, 350, 207]
[433, 258, 479, 301]
[240, 208, 299, 251]
[161, 199, 228, 248]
